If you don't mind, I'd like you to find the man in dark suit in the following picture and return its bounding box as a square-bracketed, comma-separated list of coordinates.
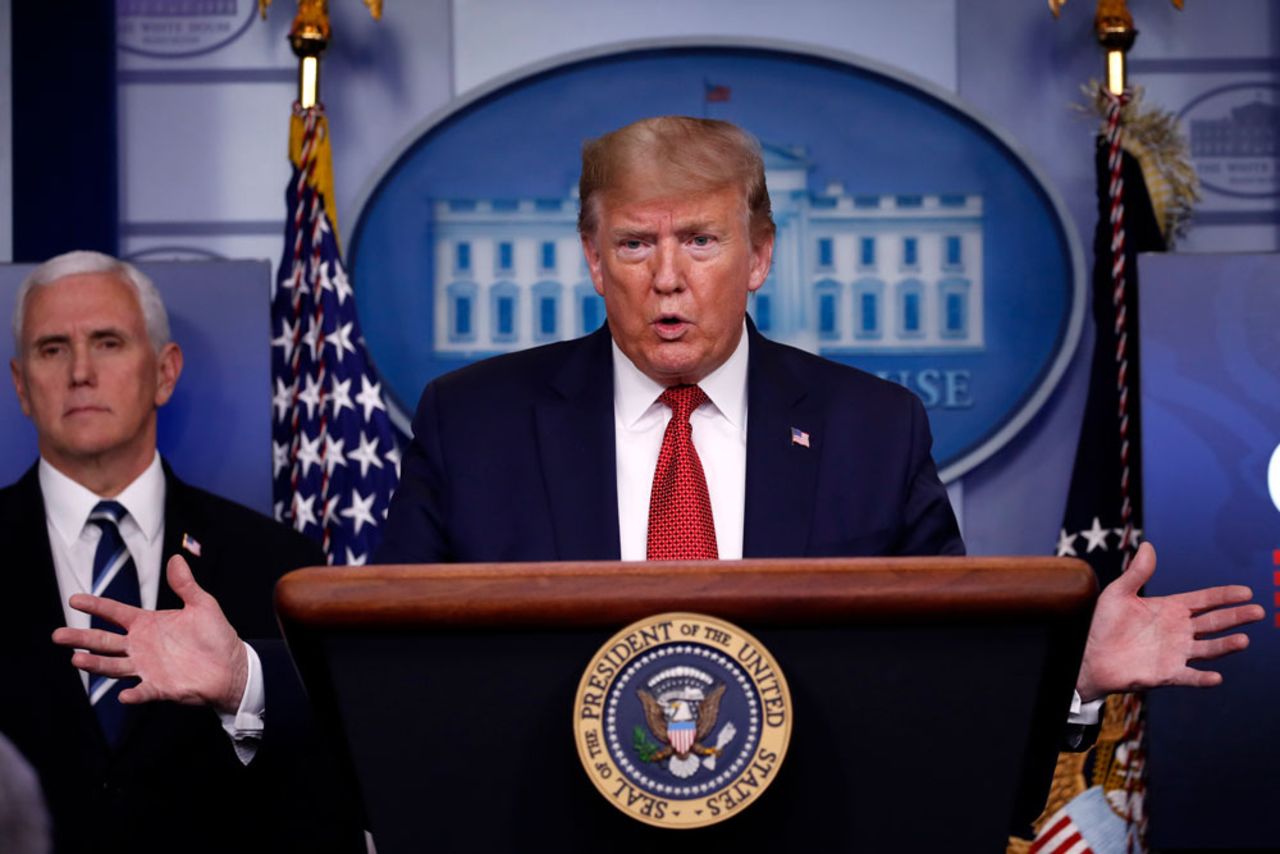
[378, 115, 1261, 716]
[0, 251, 360, 852]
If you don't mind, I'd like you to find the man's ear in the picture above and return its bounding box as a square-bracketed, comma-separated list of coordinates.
[154, 342, 183, 407]
[747, 232, 775, 293]
[10, 359, 30, 417]
[581, 233, 606, 297]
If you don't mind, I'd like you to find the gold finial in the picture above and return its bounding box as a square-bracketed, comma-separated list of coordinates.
[258, 1, 384, 105]
[288, 0, 331, 108]
[1094, 0, 1136, 94]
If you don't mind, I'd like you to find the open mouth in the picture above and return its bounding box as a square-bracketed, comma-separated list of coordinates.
[653, 315, 689, 338]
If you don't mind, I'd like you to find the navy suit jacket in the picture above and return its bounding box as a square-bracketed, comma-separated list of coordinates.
[377, 322, 962, 563]
[0, 463, 362, 853]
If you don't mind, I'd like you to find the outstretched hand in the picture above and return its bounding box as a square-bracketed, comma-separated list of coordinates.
[52, 555, 249, 715]
[1076, 542, 1264, 703]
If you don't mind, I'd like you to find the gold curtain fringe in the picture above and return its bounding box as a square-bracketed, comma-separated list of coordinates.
[1079, 83, 1201, 248]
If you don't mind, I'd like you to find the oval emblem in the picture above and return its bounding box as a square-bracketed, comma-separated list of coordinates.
[350, 41, 1084, 483]
[573, 612, 791, 829]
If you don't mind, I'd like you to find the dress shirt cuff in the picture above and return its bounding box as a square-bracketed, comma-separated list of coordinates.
[1067, 690, 1104, 725]
[217, 641, 265, 765]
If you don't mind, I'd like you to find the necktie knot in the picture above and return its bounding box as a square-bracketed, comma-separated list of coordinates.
[659, 384, 709, 424]
[88, 500, 127, 532]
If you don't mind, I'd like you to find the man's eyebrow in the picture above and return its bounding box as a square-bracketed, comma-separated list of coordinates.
[608, 227, 657, 241]
[30, 328, 128, 349]
[30, 333, 70, 350]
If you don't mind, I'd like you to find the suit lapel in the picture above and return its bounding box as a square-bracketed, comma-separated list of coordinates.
[157, 465, 213, 610]
[742, 326, 823, 558]
[534, 327, 621, 560]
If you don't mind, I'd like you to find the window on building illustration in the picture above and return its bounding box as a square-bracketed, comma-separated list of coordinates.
[490, 282, 517, 343]
[540, 298, 556, 335]
[816, 279, 840, 340]
[496, 298, 514, 338]
[902, 237, 918, 268]
[897, 280, 924, 338]
[945, 236, 962, 267]
[896, 194, 923, 208]
[581, 295, 601, 332]
[861, 293, 878, 334]
[817, 237, 834, 269]
[540, 241, 557, 272]
[455, 298, 471, 336]
[497, 241, 514, 273]
[946, 292, 965, 333]
[447, 282, 477, 343]
[532, 281, 561, 341]
[853, 279, 883, 339]
[860, 237, 876, 267]
[753, 294, 772, 332]
[455, 242, 471, 273]
[576, 283, 603, 333]
[938, 278, 970, 339]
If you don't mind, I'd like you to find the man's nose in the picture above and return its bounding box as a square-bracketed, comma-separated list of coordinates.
[651, 241, 683, 293]
[69, 343, 95, 385]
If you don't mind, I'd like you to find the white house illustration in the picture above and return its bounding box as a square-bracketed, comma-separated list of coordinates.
[431, 143, 984, 356]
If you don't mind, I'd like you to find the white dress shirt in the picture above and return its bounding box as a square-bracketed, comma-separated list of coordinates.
[612, 324, 750, 561]
[40, 454, 265, 761]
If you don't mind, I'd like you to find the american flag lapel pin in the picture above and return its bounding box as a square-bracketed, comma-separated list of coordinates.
[790, 427, 811, 448]
[181, 533, 203, 557]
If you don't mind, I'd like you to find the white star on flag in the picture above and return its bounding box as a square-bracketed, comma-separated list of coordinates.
[355, 375, 386, 422]
[1056, 528, 1078, 557]
[329, 377, 354, 419]
[348, 431, 384, 477]
[271, 318, 298, 362]
[272, 378, 295, 423]
[1080, 517, 1110, 553]
[328, 321, 357, 362]
[322, 435, 347, 477]
[297, 373, 324, 420]
[295, 432, 323, 477]
[340, 489, 378, 535]
[272, 440, 291, 478]
[291, 493, 318, 532]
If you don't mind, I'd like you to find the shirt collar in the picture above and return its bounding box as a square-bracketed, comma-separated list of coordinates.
[39, 453, 166, 548]
[611, 320, 750, 429]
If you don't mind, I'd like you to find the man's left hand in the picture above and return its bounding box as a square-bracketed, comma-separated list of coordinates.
[52, 555, 249, 715]
[1075, 542, 1265, 703]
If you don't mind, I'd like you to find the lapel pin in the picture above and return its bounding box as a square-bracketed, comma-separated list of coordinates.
[790, 427, 811, 448]
[181, 533, 203, 557]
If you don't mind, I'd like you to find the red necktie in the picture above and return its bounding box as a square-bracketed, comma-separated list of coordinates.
[647, 385, 718, 561]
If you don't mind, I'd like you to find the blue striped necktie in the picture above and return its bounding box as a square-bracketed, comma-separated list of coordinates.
[86, 500, 141, 747]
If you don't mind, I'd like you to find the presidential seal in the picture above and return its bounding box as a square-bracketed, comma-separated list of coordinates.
[573, 613, 791, 829]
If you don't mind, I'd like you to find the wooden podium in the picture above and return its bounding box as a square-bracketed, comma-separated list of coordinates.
[276, 557, 1095, 853]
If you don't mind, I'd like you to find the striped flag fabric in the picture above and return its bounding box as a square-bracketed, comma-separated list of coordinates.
[271, 102, 400, 565]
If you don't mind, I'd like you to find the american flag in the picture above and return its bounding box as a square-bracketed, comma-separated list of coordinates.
[704, 82, 731, 103]
[271, 103, 400, 566]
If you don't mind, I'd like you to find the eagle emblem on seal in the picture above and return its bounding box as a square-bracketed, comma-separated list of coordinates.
[635, 666, 738, 779]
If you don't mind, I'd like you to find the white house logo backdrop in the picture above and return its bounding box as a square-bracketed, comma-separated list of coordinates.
[573, 613, 791, 829]
[349, 43, 1083, 480]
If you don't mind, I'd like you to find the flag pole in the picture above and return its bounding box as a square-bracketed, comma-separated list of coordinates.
[289, 2, 330, 107]
[1094, 0, 1136, 95]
